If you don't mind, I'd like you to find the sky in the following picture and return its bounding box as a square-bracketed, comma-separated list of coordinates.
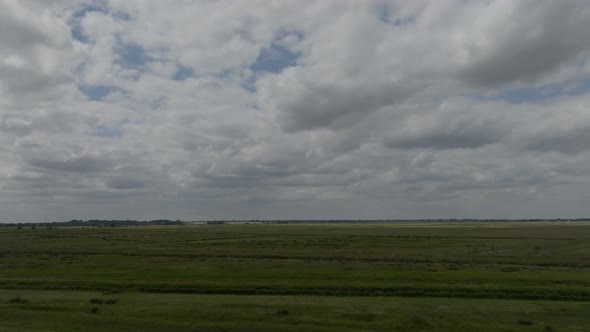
[2, 0, 590, 222]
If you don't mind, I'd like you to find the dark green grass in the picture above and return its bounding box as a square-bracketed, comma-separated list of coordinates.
[1, 223, 589, 300]
[0, 222, 589, 330]
[1, 289, 589, 332]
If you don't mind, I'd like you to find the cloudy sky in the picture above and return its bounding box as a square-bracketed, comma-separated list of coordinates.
[2, 0, 590, 221]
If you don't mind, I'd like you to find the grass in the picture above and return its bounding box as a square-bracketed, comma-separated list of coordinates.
[0, 222, 589, 330]
[1, 290, 589, 331]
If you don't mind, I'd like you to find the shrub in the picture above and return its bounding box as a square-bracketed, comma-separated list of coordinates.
[90, 307, 99, 314]
[105, 299, 118, 305]
[90, 298, 104, 304]
[410, 315, 430, 327]
[500, 266, 520, 272]
[8, 297, 28, 304]
[276, 309, 289, 316]
[518, 319, 533, 326]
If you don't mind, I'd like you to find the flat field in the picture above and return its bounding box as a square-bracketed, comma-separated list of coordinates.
[0, 222, 589, 331]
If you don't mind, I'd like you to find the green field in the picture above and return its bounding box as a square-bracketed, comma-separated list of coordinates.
[1, 222, 589, 331]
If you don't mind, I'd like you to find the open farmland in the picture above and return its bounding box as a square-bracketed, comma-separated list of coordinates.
[1, 222, 589, 331]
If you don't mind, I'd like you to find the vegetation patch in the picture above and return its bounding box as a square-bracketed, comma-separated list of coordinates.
[275, 309, 289, 316]
[518, 319, 533, 325]
[0, 222, 589, 331]
[7, 297, 28, 304]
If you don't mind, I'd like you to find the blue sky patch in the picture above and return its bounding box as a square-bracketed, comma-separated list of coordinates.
[79, 85, 122, 101]
[71, 26, 88, 43]
[250, 43, 299, 74]
[173, 65, 194, 81]
[242, 75, 257, 93]
[94, 125, 124, 138]
[114, 36, 150, 70]
[111, 11, 131, 21]
[69, 1, 109, 43]
[373, 2, 414, 27]
[71, 0, 108, 19]
[475, 77, 590, 104]
[149, 97, 168, 110]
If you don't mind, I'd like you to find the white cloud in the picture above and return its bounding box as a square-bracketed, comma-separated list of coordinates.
[1, 0, 590, 221]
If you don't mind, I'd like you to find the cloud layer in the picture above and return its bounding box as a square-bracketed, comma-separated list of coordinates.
[2, 0, 590, 221]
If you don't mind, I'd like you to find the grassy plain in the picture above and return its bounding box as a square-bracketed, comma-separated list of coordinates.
[0, 222, 589, 331]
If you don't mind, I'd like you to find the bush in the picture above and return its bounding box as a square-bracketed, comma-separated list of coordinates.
[275, 309, 289, 316]
[410, 315, 430, 327]
[90, 307, 99, 314]
[518, 319, 533, 326]
[500, 266, 520, 272]
[105, 299, 118, 305]
[90, 298, 104, 304]
[8, 297, 28, 304]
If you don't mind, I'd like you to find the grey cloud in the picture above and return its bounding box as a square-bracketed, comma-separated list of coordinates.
[5, 172, 95, 191]
[457, 1, 590, 85]
[25, 155, 113, 173]
[383, 102, 507, 150]
[0, 116, 32, 135]
[0, 66, 72, 96]
[270, 79, 416, 132]
[0, 3, 48, 48]
[524, 126, 590, 155]
[105, 176, 149, 189]
[0, 0, 79, 103]
[384, 128, 501, 150]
